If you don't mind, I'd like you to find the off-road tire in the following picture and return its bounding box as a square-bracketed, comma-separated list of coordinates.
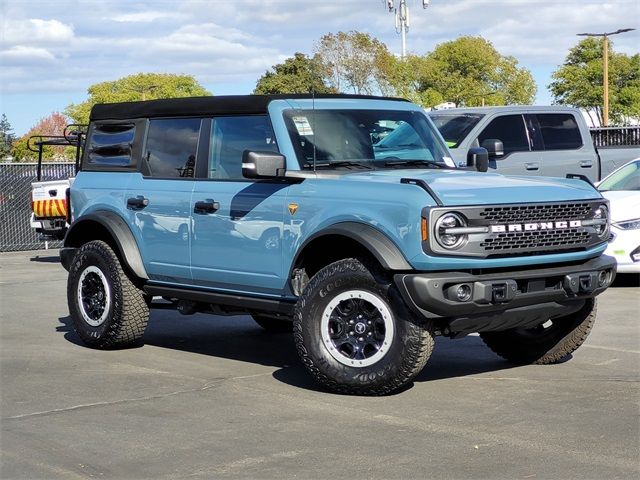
[480, 299, 597, 365]
[67, 240, 149, 349]
[252, 314, 293, 333]
[293, 258, 434, 396]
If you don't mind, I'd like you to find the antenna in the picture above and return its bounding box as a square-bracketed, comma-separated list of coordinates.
[384, 0, 430, 59]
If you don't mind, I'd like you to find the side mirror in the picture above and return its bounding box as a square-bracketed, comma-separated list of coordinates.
[467, 147, 489, 172]
[242, 150, 286, 179]
[481, 139, 504, 158]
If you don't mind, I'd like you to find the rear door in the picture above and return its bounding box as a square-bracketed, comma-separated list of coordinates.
[475, 114, 542, 176]
[190, 115, 289, 296]
[529, 113, 598, 181]
[125, 117, 204, 285]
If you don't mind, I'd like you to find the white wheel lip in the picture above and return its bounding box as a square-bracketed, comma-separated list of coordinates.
[320, 289, 394, 368]
[77, 265, 111, 327]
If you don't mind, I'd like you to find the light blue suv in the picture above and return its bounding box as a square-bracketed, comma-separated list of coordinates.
[61, 94, 616, 395]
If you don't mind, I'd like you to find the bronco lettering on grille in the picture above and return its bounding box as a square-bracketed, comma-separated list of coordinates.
[490, 220, 583, 233]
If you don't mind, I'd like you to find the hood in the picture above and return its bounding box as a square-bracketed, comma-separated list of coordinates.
[600, 190, 640, 223]
[340, 169, 602, 206]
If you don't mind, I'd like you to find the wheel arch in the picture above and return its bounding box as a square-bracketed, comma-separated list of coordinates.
[63, 211, 148, 280]
[289, 222, 412, 292]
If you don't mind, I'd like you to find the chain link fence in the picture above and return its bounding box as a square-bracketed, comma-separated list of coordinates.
[0, 162, 75, 252]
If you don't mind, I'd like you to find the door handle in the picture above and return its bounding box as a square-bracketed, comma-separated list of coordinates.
[580, 160, 593, 168]
[525, 162, 539, 171]
[126, 196, 149, 210]
[194, 199, 220, 214]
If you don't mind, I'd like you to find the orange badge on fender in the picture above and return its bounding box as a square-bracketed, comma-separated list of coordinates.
[288, 203, 298, 215]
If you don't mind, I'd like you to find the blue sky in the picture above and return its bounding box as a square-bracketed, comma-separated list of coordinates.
[1, 0, 638, 135]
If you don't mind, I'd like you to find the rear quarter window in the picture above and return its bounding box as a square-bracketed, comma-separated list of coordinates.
[85, 123, 136, 168]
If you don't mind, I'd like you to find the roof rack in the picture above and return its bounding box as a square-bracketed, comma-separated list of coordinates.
[27, 124, 88, 181]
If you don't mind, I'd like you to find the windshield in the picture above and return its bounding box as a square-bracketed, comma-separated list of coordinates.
[599, 160, 640, 191]
[283, 109, 451, 169]
[428, 113, 484, 148]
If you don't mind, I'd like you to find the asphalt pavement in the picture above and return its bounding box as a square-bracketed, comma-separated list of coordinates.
[1, 249, 639, 479]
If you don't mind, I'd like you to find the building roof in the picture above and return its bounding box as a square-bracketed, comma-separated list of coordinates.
[90, 94, 409, 121]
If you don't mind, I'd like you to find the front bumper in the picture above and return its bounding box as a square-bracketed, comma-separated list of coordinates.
[395, 255, 616, 335]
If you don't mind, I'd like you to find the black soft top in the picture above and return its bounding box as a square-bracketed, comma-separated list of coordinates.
[89, 94, 409, 121]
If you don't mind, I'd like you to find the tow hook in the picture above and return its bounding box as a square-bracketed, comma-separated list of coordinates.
[563, 271, 611, 295]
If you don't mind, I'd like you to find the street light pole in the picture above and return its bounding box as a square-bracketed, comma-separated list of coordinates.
[576, 28, 635, 126]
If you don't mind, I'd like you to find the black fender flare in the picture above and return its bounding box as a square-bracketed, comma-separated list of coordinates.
[291, 222, 413, 274]
[63, 211, 148, 280]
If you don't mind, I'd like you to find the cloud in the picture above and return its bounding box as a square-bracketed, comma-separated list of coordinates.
[1, 18, 74, 46]
[111, 11, 180, 23]
[0, 46, 56, 64]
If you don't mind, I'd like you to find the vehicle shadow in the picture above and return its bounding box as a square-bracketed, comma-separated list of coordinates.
[612, 273, 640, 288]
[57, 309, 516, 395]
[30, 254, 60, 263]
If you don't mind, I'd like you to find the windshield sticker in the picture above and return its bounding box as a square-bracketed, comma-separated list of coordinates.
[292, 116, 314, 136]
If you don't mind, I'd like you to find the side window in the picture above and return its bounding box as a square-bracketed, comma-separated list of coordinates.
[477, 115, 530, 155]
[209, 116, 278, 180]
[86, 123, 136, 167]
[144, 118, 201, 178]
[536, 114, 583, 150]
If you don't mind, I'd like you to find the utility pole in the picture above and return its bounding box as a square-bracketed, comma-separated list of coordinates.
[576, 28, 635, 126]
[385, 0, 430, 59]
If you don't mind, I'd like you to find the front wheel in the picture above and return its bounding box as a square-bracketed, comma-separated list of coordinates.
[480, 299, 597, 365]
[293, 258, 434, 396]
[67, 240, 149, 349]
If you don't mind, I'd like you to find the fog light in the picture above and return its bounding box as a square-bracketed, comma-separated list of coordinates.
[598, 270, 609, 287]
[456, 284, 472, 302]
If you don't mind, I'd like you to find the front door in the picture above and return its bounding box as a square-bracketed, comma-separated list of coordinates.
[190, 115, 289, 297]
[476, 114, 543, 176]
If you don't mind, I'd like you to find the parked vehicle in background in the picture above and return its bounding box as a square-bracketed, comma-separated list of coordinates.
[28, 126, 86, 240]
[428, 106, 640, 182]
[598, 158, 640, 273]
[61, 94, 616, 395]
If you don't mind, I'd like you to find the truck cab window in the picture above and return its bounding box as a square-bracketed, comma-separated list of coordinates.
[477, 115, 530, 155]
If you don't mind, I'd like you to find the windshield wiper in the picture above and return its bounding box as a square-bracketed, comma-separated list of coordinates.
[304, 161, 373, 170]
[383, 160, 446, 169]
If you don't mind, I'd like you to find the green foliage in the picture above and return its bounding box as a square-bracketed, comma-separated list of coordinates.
[11, 112, 70, 162]
[550, 38, 640, 124]
[315, 31, 391, 94]
[0, 114, 16, 159]
[65, 73, 211, 124]
[254, 53, 335, 94]
[393, 36, 536, 108]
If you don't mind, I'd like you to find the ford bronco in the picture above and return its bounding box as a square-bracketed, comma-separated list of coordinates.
[61, 94, 616, 395]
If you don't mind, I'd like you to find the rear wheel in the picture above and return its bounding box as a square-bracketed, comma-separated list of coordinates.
[293, 258, 434, 396]
[480, 299, 597, 364]
[67, 240, 149, 348]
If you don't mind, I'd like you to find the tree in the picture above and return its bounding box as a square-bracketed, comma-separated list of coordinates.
[416, 36, 536, 108]
[550, 38, 640, 125]
[11, 112, 70, 162]
[254, 53, 336, 94]
[0, 114, 16, 159]
[65, 73, 211, 124]
[315, 31, 391, 94]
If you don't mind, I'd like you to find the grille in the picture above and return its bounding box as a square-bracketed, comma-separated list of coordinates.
[480, 203, 593, 223]
[480, 229, 591, 252]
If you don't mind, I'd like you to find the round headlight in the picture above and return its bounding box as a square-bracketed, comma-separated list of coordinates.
[593, 204, 609, 238]
[435, 213, 467, 249]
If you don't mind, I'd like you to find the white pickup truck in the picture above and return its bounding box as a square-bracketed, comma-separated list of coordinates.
[28, 127, 85, 240]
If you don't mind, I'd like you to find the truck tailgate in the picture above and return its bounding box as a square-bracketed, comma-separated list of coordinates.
[31, 179, 71, 218]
